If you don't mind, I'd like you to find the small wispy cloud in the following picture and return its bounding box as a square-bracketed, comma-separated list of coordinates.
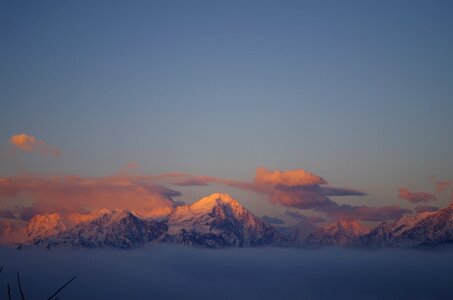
[398, 188, 437, 203]
[316, 203, 412, 222]
[10, 133, 61, 157]
[260, 215, 284, 225]
[414, 205, 439, 213]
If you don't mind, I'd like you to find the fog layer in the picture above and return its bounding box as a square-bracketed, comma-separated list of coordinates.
[0, 247, 451, 300]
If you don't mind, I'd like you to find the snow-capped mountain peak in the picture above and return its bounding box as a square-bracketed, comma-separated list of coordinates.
[163, 193, 282, 248]
[305, 219, 370, 247]
[187, 193, 240, 213]
[363, 204, 453, 249]
[19, 208, 167, 249]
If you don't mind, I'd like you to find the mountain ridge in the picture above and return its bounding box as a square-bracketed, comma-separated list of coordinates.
[1, 193, 453, 250]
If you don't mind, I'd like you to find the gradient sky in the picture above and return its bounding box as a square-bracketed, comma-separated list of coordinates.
[1, 1, 452, 222]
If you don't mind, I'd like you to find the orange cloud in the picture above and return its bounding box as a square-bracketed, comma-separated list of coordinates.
[255, 167, 327, 187]
[10, 133, 61, 156]
[10, 134, 37, 151]
[398, 188, 437, 203]
[0, 175, 179, 220]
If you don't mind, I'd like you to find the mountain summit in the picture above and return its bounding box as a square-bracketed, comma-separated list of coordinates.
[362, 205, 453, 249]
[163, 193, 283, 248]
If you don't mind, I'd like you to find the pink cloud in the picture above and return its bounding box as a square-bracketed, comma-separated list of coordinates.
[0, 175, 179, 220]
[435, 180, 453, 203]
[435, 181, 451, 193]
[255, 167, 327, 187]
[10, 133, 61, 157]
[0, 167, 414, 223]
[398, 188, 437, 203]
[127, 162, 138, 169]
[168, 169, 363, 210]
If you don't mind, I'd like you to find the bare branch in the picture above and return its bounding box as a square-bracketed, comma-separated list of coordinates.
[47, 276, 76, 300]
[7, 283, 11, 300]
[17, 272, 25, 300]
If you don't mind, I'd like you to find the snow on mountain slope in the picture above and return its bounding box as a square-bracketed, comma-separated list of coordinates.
[162, 193, 283, 248]
[0, 220, 26, 245]
[305, 220, 370, 248]
[275, 219, 318, 246]
[363, 204, 453, 248]
[20, 209, 167, 249]
[8, 194, 453, 250]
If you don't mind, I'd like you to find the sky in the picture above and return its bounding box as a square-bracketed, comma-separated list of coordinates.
[1, 1, 453, 224]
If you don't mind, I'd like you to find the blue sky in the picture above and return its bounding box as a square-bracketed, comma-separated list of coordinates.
[1, 1, 452, 220]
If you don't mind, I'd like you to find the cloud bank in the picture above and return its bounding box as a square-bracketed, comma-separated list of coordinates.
[0, 175, 178, 220]
[0, 166, 419, 223]
[167, 168, 408, 222]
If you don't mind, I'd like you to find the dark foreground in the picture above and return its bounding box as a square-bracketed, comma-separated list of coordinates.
[0, 246, 452, 300]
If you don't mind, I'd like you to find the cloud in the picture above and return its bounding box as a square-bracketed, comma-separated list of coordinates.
[435, 180, 453, 202]
[414, 205, 439, 214]
[398, 188, 437, 203]
[167, 169, 364, 211]
[0, 209, 15, 219]
[284, 210, 325, 223]
[0, 167, 409, 223]
[255, 167, 327, 187]
[127, 162, 138, 169]
[154, 168, 413, 221]
[175, 178, 211, 187]
[0, 175, 179, 220]
[10, 133, 61, 157]
[161, 168, 373, 220]
[435, 181, 451, 193]
[316, 203, 411, 222]
[260, 215, 284, 225]
[267, 185, 334, 209]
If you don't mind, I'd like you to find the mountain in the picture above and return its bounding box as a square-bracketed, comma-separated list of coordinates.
[0, 220, 25, 245]
[162, 193, 283, 248]
[19, 209, 167, 249]
[305, 220, 370, 248]
[275, 219, 318, 246]
[16, 193, 282, 249]
[362, 204, 453, 249]
[6, 194, 453, 250]
[23, 212, 85, 241]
